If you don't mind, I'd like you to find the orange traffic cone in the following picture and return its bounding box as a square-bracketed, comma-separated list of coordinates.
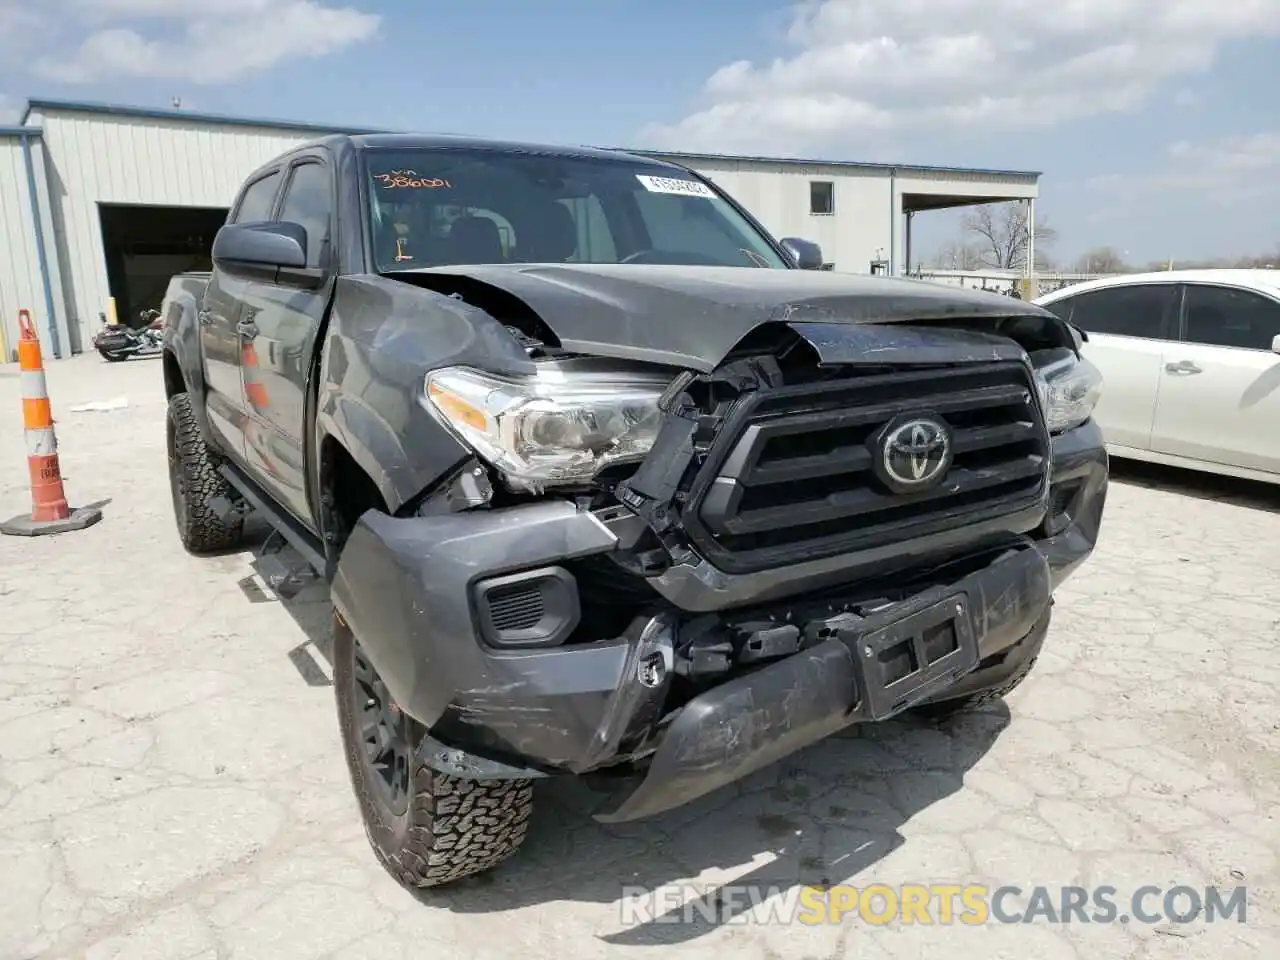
[1, 310, 104, 537]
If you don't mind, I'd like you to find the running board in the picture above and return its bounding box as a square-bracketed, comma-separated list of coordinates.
[218, 464, 328, 574]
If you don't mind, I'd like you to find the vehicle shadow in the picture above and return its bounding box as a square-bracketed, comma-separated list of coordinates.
[440, 703, 1010, 945]
[245, 532, 1012, 944]
[236, 523, 335, 684]
[1108, 457, 1280, 513]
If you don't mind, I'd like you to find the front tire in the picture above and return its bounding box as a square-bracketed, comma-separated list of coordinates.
[165, 392, 245, 553]
[911, 616, 1047, 720]
[333, 613, 535, 889]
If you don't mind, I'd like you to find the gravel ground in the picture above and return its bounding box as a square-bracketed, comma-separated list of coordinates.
[1, 353, 1277, 960]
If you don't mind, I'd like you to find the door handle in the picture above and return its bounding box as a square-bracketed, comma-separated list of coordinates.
[1164, 359, 1202, 374]
[236, 319, 259, 341]
[197, 309, 212, 326]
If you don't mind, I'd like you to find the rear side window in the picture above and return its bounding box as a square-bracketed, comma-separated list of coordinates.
[1065, 284, 1175, 339]
[233, 171, 281, 223]
[1182, 284, 1280, 351]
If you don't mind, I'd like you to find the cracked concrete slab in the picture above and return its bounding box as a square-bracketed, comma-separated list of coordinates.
[1, 354, 1278, 959]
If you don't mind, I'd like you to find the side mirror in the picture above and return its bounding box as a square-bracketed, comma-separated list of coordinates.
[212, 221, 308, 276]
[780, 237, 824, 270]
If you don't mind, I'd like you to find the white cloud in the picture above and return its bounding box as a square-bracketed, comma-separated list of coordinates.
[1087, 131, 1280, 201]
[0, 93, 20, 125]
[27, 0, 380, 85]
[643, 0, 1280, 153]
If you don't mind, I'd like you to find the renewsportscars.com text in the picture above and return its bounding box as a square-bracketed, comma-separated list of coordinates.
[619, 883, 1248, 927]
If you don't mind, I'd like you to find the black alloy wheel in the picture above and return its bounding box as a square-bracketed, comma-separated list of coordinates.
[351, 643, 412, 816]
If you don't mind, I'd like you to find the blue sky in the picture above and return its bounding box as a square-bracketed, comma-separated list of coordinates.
[2, 0, 1278, 267]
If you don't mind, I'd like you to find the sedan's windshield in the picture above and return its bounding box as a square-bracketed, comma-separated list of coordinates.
[362, 148, 789, 273]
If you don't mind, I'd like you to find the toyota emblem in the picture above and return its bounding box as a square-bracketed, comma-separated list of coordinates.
[875, 416, 953, 492]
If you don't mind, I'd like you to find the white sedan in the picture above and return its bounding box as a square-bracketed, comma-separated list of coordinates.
[1034, 269, 1280, 484]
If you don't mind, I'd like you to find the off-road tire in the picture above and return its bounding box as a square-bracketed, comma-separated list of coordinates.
[911, 619, 1047, 721]
[165, 392, 244, 553]
[333, 614, 535, 889]
[912, 653, 1039, 721]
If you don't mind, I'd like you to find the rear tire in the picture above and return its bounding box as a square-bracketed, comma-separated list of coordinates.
[165, 392, 245, 553]
[333, 613, 535, 889]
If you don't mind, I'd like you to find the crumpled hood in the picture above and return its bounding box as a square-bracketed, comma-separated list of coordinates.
[401, 263, 1059, 371]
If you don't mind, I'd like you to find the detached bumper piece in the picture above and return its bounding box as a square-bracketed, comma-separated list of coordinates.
[597, 542, 1050, 822]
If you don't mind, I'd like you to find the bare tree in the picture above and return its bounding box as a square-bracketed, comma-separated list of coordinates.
[1073, 246, 1130, 274]
[959, 203, 1057, 270]
[929, 240, 985, 270]
[1137, 246, 1280, 271]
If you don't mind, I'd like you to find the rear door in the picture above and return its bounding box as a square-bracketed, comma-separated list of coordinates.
[1051, 282, 1179, 450]
[1150, 282, 1280, 475]
[202, 169, 282, 459]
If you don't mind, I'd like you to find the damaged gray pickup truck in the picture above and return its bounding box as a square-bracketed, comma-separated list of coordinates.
[160, 132, 1107, 890]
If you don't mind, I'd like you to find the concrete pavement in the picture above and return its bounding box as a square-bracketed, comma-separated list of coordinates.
[1, 354, 1277, 959]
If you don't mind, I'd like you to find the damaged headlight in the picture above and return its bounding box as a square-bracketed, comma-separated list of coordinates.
[424, 364, 669, 490]
[1034, 351, 1103, 433]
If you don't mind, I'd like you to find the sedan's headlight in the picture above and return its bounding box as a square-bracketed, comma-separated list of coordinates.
[1034, 352, 1103, 433]
[424, 364, 668, 490]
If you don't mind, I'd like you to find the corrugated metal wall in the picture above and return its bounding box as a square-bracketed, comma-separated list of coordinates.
[28, 109, 315, 351]
[0, 133, 46, 362]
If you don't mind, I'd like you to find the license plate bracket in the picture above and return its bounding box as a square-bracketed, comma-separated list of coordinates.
[842, 593, 979, 720]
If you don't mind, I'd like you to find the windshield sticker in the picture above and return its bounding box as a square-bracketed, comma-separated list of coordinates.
[636, 174, 715, 198]
[374, 170, 452, 189]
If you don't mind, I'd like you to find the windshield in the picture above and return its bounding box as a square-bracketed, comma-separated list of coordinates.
[362, 148, 789, 273]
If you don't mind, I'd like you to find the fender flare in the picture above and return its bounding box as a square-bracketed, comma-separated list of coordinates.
[163, 289, 213, 442]
[316, 399, 405, 514]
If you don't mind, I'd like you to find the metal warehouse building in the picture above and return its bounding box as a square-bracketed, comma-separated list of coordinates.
[0, 98, 1040, 361]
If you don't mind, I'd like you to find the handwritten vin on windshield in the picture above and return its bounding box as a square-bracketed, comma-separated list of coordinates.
[375, 170, 452, 189]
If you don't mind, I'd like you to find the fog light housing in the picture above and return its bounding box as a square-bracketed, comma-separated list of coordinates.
[472, 567, 580, 648]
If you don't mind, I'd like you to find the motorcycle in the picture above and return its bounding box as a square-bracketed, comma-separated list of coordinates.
[94, 309, 163, 362]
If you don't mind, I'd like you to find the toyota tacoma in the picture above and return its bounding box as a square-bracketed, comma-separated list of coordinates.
[160, 133, 1107, 890]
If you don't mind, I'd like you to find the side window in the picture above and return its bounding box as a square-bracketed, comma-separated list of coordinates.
[1068, 284, 1174, 339]
[232, 171, 281, 223]
[1182, 284, 1280, 351]
[277, 163, 332, 267]
[1040, 298, 1075, 323]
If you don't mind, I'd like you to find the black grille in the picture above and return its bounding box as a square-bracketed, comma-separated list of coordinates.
[486, 584, 546, 631]
[682, 361, 1051, 572]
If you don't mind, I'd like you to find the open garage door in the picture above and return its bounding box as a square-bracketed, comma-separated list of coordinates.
[98, 203, 229, 328]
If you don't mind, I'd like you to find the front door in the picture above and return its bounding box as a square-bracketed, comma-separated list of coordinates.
[240, 158, 335, 526]
[201, 169, 283, 461]
[1065, 282, 1179, 451]
[1151, 282, 1280, 475]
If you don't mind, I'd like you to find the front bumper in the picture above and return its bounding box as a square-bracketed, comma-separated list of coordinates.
[331, 419, 1106, 816]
